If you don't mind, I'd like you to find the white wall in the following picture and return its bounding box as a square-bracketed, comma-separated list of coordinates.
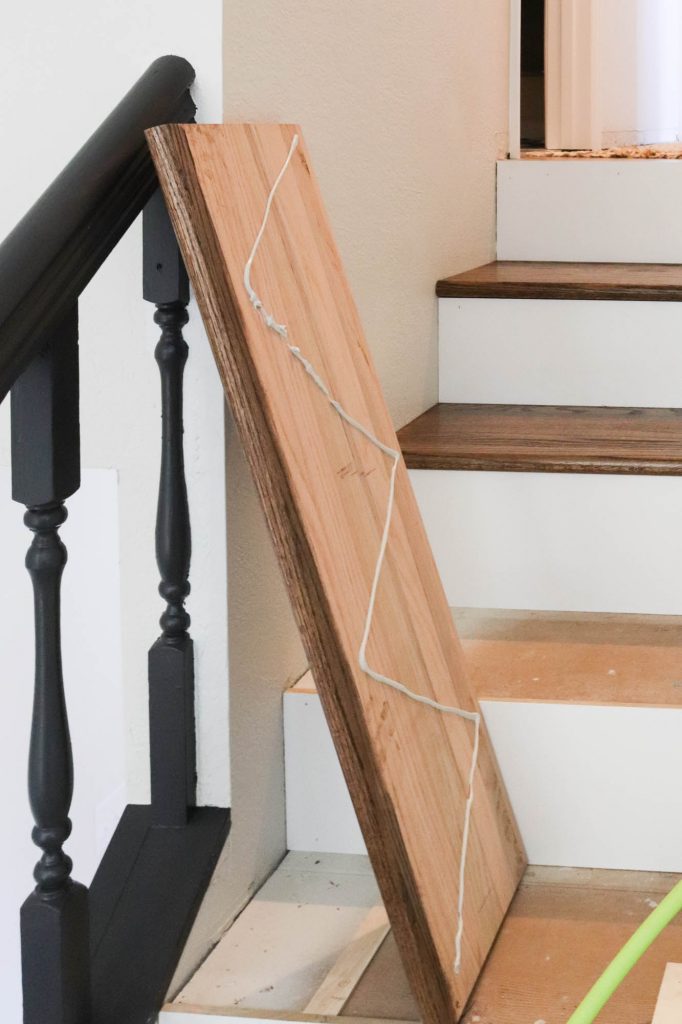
[598, 0, 681, 147]
[543, 0, 682, 151]
[223, 0, 511, 429]
[0, 4, 226, 1019]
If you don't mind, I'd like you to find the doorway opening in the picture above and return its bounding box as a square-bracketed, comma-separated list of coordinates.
[521, 0, 545, 148]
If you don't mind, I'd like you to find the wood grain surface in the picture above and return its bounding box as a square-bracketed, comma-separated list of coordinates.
[436, 260, 682, 301]
[295, 608, 682, 709]
[462, 867, 682, 1024]
[344, 867, 682, 1024]
[456, 608, 682, 708]
[398, 403, 682, 474]
[147, 123, 525, 1024]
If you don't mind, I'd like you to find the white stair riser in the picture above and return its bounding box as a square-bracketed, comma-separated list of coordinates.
[411, 469, 682, 615]
[497, 160, 682, 263]
[439, 298, 682, 407]
[283, 690, 682, 872]
[284, 693, 366, 855]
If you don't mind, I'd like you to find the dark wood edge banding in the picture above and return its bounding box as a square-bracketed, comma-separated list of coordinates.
[436, 261, 682, 302]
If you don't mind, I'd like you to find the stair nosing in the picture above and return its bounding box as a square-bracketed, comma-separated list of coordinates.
[397, 403, 682, 476]
[436, 261, 682, 302]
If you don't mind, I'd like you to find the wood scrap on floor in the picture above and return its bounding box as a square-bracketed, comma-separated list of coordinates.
[653, 964, 682, 1024]
[304, 905, 390, 1016]
[147, 121, 525, 1023]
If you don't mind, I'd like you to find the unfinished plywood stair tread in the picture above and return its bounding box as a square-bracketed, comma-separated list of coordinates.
[164, 859, 682, 1024]
[457, 608, 682, 708]
[397, 403, 682, 474]
[292, 609, 682, 709]
[436, 260, 682, 301]
[147, 122, 525, 1023]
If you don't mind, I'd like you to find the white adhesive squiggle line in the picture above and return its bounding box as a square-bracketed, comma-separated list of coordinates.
[243, 132, 481, 975]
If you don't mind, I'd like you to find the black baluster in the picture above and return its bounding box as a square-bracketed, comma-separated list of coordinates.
[143, 189, 196, 826]
[11, 305, 90, 1024]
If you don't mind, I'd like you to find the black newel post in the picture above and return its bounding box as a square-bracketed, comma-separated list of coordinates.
[143, 188, 196, 827]
[11, 305, 90, 1024]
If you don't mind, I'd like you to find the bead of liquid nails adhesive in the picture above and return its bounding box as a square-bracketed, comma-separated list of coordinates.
[242, 132, 481, 976]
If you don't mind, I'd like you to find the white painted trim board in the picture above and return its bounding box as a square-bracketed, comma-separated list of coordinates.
[508, 0, 521, 158]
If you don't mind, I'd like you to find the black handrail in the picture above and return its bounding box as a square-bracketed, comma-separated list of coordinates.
[0, 55, 195, 402]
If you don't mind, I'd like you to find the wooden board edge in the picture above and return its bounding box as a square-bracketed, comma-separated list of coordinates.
[304, 906, 391, 1016]
[653, 963, 682, 1023]
[163, 1005, 417, 1024]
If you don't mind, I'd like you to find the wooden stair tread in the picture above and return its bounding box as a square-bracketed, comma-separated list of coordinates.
[463, 866, 682, 1023]
[347, 867, 682, 1024]
[291, 610, 682, 709]
[436, 261, 682, 301]
[165, 866, 682, 1024]
[397, 403, 682, 475]
[457, 609, 682, 708]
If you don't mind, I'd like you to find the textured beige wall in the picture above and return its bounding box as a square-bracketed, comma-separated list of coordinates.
[223, 0, 510, 427]
[174, 0, 509, 990]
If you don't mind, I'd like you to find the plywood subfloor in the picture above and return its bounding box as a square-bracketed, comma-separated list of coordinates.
[148, 122, 525, 1023]
[175, 854, 382, 1014]
[169, 861, 681, 1024]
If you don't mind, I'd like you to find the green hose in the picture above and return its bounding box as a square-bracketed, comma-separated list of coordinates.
[566, 878, 682, 1024]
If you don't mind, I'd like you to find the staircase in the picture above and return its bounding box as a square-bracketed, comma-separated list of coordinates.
[162, 159, 682, 1022]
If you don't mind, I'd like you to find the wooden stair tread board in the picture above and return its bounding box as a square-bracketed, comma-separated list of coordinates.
[462, 866, 682, 1024]
[397, 403, 682, 474]
[346, 867, 682, 1024]
[436, 260, 682, 301]
[147, 123, 525, 1024]
[304, 905, 391, 1016]
[292, 610, 682, 708]
[164, 866, 681, 1024]
[457, 607, 682, 708]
